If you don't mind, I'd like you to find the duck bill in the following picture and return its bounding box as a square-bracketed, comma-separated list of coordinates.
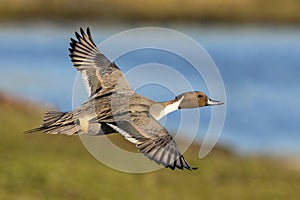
[207, 98, 224, 106]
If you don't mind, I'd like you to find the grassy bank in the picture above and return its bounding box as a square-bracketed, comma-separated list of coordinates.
[0, 0, 300, 23]
[1, 96, 300, 200]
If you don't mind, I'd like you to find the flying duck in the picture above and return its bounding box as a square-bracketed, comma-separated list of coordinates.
[26, 28, 224, 170]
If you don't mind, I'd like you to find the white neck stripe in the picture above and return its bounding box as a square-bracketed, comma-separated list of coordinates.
[156, 96, 184, 120]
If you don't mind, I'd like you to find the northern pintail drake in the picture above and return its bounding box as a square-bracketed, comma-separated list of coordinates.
[26, 28, 224, 170]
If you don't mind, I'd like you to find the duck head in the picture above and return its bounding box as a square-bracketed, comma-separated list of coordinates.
[175, 91, 224, 109]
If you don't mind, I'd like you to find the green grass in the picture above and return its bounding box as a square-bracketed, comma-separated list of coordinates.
[1, 100, 300, 200]
[0, 0, 300, 23]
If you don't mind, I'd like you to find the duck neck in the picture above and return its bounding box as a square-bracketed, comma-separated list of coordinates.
[151, 96, 184, 120]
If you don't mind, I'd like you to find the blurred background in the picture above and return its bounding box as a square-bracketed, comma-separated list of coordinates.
[0, 0, 300, 199]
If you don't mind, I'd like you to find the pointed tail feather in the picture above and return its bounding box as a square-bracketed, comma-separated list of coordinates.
[25, 111, 79, 135]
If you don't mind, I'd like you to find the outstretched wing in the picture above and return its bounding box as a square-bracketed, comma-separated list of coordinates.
[69, 27, 132, 97]
[105, 113, 196, 170]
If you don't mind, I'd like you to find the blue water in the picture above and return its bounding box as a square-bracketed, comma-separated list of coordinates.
[1, 22, 300, 157]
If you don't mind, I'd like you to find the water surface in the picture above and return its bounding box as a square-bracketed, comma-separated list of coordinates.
[1, 22, 299, 157]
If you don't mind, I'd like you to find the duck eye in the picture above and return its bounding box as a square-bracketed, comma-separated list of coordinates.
[198, 94, 203, 98]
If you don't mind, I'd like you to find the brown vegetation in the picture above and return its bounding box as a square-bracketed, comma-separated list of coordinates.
[0, 0, 300, 23]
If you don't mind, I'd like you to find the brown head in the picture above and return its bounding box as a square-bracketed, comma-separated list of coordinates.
[175, 91, 224, 109]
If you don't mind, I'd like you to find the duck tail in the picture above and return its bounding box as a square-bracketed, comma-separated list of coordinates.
[25, 111, 79, 135]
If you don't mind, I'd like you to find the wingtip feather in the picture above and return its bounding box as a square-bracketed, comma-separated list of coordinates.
[75, 31, 81, 40]
[80, 27, 85, 36]
[87, 27, 91, 37]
